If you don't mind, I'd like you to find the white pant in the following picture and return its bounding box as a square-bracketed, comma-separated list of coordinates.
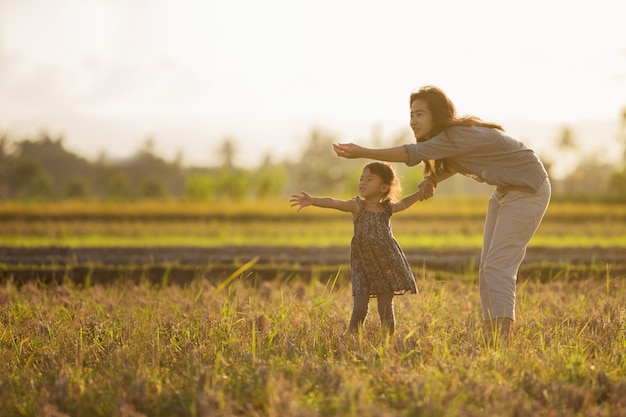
[479, 178, 551, 321]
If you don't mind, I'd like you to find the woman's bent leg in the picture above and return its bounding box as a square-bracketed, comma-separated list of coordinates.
[481, 180, 551, 324]
[479, 190, 499, 321]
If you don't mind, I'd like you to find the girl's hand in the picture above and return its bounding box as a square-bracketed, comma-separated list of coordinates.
[290, 192, 313, 212]
[333, 143, 364, 159]
[417, 177, 436, 200]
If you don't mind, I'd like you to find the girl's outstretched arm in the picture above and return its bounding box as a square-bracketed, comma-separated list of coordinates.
[290, 191, 358, 214]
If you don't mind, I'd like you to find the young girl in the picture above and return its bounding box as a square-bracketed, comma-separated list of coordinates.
[290, 161, 421, 335]
[334, 85, 551, 342]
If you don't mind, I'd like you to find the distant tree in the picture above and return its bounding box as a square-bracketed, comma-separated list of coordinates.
[252, 154, 287, 198]
[560, 157, 613, 197]
[106, 170, 132, 201]
[555, 126, 577, 150]
[173, 149, 184, 169]
[122, 137, 186, 198]
[606, 107, 626, 203]
[91, 150, 111, 197]
[217, 137, 238, 169]
[213, 169, 250, 200]
[606, 169, 626, 202]
[14, 133, 94, 197]
[554, 125, 579, 179]
[141, 136, 156, 155]
[62, 177, 90, 199]
[184, 174, 214, 202]
[9, 158, 53, 200]
[0, 135, 9, 199]
[291, 128, 352, 194]
[139, 178, 167, 200]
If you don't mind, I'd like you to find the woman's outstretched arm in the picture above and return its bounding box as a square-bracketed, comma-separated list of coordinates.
[333, 143, 410, 163]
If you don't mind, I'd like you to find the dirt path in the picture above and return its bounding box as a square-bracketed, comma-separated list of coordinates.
[1, 246, 623, 285]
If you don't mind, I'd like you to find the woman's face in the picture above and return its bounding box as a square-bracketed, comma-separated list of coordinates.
[410, 98, 435, 141]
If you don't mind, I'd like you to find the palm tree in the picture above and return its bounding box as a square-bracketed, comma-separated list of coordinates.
[218, 137, 237, 169]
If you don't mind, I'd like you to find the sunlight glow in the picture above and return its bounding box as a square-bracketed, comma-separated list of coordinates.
[0, 0, 624, 175]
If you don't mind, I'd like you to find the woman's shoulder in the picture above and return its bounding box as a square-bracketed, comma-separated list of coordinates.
[444, 125, 508, 141]
[447, 124, 498, 134]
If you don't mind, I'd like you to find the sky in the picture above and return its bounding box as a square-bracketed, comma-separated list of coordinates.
[1, 0, 625, 178]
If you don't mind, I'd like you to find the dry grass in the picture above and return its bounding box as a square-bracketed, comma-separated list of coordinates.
[1, 264, 625, 416]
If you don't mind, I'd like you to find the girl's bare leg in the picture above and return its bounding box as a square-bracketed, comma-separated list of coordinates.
[377, 292, 395, 335]
[349, 295, 370, 333]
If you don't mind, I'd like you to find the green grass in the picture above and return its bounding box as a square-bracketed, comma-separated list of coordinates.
[1, 220, 625, 248]
[2, 211, 626, 248]
[1, 265, 625, 416]
[1, 199, 625, 248]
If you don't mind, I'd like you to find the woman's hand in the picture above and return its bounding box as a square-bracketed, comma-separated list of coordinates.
[417, 177, 436, 200]
[289, 192, 313, 212]
[333, 143, 365, 159]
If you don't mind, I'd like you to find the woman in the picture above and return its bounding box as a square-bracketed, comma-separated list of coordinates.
[333, 85, 551, 342]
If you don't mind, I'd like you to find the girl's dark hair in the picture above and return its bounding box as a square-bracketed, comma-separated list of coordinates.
[409, 85, 504, 177]
[364, 161, 401, 202]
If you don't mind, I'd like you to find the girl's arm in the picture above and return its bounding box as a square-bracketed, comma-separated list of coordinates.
[290, 191, 358, 214]
[393, 167, 459, 212]
[333, 143, 409, 163]
[391, 191, 423, 213]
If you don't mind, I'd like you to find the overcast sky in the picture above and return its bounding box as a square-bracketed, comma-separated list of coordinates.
[1, 0, 625, 177]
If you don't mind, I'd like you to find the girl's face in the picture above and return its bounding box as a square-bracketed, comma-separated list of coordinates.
[410, 98, 435, 140]
[358, 167, 389, 200]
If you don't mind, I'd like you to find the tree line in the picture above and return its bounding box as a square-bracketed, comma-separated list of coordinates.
[0, 130, 366, 202]
[1, 121, 626, 202]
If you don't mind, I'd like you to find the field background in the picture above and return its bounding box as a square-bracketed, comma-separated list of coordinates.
[1, 198, 626, 248]
[1, 198, 625, 416]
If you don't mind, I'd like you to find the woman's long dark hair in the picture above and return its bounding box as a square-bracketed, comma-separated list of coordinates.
[410, 85, 504, 177]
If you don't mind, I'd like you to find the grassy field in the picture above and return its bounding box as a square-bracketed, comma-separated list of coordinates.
[1, 199, 625, 416]
[1, 267, 625, 416]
